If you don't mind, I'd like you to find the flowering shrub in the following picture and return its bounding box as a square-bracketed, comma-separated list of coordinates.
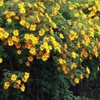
[61, 0, 100, 83]
[0, 0, 100, 99]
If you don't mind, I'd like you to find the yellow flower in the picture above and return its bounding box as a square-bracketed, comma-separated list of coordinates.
[69, 4, 75, 10]
[64, 44, 68, 49]
[0, 27, 4, 32]
[86, 67, 90, 74]
[3, 10, 8, 15]
[8, 39, 14, 46]
[93, 6, 97, 12]
[58, 58, 66, 64]
[4, 81, 10, 89]
[42, 53, 50, 61]
[71, 74, 74, 79]
[80, 74, 84, 79]
[14, 0, 18, 2]
[30, 24, 37, 31]
[16, 80, 21, 85]
[20, 20, 25, 26]
[78, 23, 83, 28]
[11, 74, 17, 81]
[7, 18, 12, 23]
[24, 72, 30, 79]
[81, 13, 87, 19]
[89, 28, 94, 37]
[74, 12, 79, 17]
[59, 33, 64, 39]
[39, 28, 45, 36]
[29, 47, 36, 55]
[81, 30, 85, 35]
[12, 36, 19, 43]
[15, 43, 21, 49]
[70, 63, 77, 69]
[27, 3, 32, 8]
[97, 67, 100, 71]
[25, 22, 30, 29]
[18, 3, 24, 8]
[38, 2, 45, 9]
[81, 48, 88, 58]
[19, 8, 26, 14]
[52, 7, 59, 15]
[17, 50, 21, 55]
[34, 3, 38, 8]
[20, 84, 25, 92]
[23, 72, 30, 81]
[13, 30, 19, 36]
[25, 61, 30, 67]
[28, 56, 33, 62]
[0, 57, 3, 63]
[49, 28, 54, 34]
[22, 77, 28, 83]
[3, 32, 9, 39]
[51, 22, 57, 29]
[69, 31, 78, 41]
[0, 0, 3, 6]
[72, 52, 77, 59]
[74, 78, 79, 84]
[24, 34, 30, 40]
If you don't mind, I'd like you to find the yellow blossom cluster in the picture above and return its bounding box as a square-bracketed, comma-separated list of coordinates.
[59, 0, 100, 84]
[0, 0, 100, 91]
[3, 72, 30, 92]
[0, 0, 68, 91]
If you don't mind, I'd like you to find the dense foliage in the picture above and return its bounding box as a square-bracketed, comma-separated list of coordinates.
[0, 0, 100, 100]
